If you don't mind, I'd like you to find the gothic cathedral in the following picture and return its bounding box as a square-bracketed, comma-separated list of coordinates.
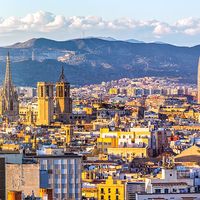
[37, 66, 72, 126]
[0, 53, 19, 122]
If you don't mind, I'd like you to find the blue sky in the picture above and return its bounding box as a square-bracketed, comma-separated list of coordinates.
[1, 0, 199, 21]
[0, 0, 200, 46]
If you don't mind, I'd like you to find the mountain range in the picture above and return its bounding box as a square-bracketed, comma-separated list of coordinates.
[0, 37, 199, 87]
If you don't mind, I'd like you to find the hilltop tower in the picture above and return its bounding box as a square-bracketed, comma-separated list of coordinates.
[55, 66, 72, 123]
[32, 49, 35, 61]
[0, 52, 19, 122]
[198, 57, 200, 104]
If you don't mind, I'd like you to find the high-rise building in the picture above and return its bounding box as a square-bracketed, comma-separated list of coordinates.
[0, 52, 19, 122]
[198, 57, 200, 104]
[55, 66, 72, 123]
[37, 82, 54, 126]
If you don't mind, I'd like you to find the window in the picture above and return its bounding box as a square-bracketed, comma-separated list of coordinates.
[116, 188, 119, 194]
[64, 87, 68, 97]
[108, 188, 111, 193]
[180, 188, 186, 193]
[48, 169, 53, 174]
[173, 188, 177, 193]
[45, 86, 49, 96]
[10, 100, 13, 111]
[155, 189, 161, 194]
[164, 188, 169, 194]
[108, 195, 111, 200]
[101, 188, 104, 194]
[101, 195, 104, 200]
[116, 195, 119, 200]
[170, 173, 172, 176]
[40, 86, 43, 97]
[59, 86, 63, 97]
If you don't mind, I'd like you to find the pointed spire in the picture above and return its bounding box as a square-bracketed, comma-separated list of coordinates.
[3, 51, 14, 100]
[4, 51, 12, 87]
[59, 66, 65, 82]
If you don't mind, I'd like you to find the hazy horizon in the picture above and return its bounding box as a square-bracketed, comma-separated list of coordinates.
[2, 36, 200, 48]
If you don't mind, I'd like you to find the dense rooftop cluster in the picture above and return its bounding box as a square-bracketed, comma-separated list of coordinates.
[1, 72, 200, 200]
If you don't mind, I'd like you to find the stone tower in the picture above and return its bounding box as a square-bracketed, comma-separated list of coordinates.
[0, 52, 19, 122]
[55, 66, 72, 123]
[37, 82, 54, 126]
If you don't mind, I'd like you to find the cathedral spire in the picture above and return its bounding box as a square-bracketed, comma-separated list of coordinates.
[4, 51, 13, 88]
[0, 52, 19, 122]
[59, 66, 65, 82]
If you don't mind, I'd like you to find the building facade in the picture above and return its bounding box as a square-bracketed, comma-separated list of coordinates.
[136, 167, 200, 200]
[97, 176, 125, 200]
[36, 153, 82, 200]
[6, 162, 40, 198]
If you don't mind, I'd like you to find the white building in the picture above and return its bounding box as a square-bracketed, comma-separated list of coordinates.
[136, 167, 200, 200]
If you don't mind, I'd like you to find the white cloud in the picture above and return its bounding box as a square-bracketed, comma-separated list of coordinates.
[0, 11, 200, 45]
[184, 28, 200, 35]
[153, 23, 171, 35]
[46, 15, 66, 30]
[0, 11, 199, 35]
[176, 17, 197, 27]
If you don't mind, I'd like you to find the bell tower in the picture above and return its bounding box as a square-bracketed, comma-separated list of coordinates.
[55, 66, 72, 123]
[37, 82, 54, 126]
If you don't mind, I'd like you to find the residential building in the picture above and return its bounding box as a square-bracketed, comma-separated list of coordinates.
[97, 176, 125, 200]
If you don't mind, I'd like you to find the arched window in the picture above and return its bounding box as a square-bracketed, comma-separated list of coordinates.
[10, 100, 13, 111]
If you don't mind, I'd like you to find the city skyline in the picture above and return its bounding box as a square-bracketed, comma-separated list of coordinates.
[1, 1, 200, 200]
[1, 0, 200, 46]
